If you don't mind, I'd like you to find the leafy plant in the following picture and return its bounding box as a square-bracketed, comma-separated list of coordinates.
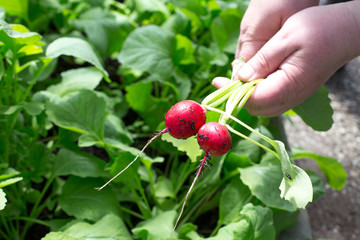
[0, 1, 346, 240]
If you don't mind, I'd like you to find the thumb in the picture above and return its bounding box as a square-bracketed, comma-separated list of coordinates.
[237, 34, 295, 81]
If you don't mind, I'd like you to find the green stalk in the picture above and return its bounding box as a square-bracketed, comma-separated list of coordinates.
[202, 105, 280, 158]
[0, 229, 11, 240]
[226, 124, 279, 159]
[201, 80, 241, 106]
[119, 206, 145, 220]
[0, 213, 13, 239]
[20, 175, 55, 240]
[134, 175, 152, 218]
[9, 217, 50, 227]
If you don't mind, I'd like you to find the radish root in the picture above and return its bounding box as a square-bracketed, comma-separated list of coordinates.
[95, 128, 168, 191]
[169, 152, 209, 240]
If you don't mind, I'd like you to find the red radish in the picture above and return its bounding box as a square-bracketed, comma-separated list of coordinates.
[96, 100, 206, 191]
[197, 122, 232, 157]
[170, 122, 232, 239]
[165, 100, 207, 139]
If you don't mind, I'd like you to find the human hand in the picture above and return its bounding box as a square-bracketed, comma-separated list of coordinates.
[236, 0, 318, 60]
[214, 2, 360, 116]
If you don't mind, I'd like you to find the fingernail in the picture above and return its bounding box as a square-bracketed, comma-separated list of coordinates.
[237, 64, 254, 80]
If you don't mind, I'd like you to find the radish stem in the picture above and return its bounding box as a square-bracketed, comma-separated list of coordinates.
[225, 124, 279, 159]
[202, 105, 279, 158]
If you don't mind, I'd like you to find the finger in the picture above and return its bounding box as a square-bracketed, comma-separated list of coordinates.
[236, 39, 268, 61]
[236, 32, 296, 82]
[244, 63, 317, 117]
[212, 77, 233, 89]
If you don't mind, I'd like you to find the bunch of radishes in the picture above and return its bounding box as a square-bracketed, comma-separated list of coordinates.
[96, 58, 290, 239]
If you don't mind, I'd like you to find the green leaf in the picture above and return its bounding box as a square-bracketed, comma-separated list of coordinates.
[23, 102, 44, 115]
[0, 168, 20, 181]
[0, 105, 22, 115]
[125, 81, 152, 112]
[59, 176, 120, 221]
[174, 34, 195, 65]
[210, 8, 243, 53]
[125, 81, 170, 129]
[0, 177, 23, 188]
[207, 218, 253, 240]
[0, 188, 6, 210]
[104, 114, 133, 145]
[169, 0, 207, 16]
[46, 37, 108, 77]
[0, 54, 4, 79]
[46, 67, 103, 97]
[292, 148, 347, 190]
[161, 134, 202, 162]
[133, 0, 169, 19]
[108, 152, 140, 183]
[279, 165, 313, 209]
[103, 138, 164, 164]
[118, 25, 175, 79]
[61, 214, 132, 240]
[240, 203, 276, 240]
[292, 86, 333, 131]
[173, 69, 191, 100]
[219, 177, 252, 224]
[0, 102, 44, 116]
[45, 90, 108, 144]
[178, 223, 199, 239]
[132, 210, 177, 240]
[274, 141, 294, 182]
[307, 170, 326, 201]
[239, 158, 296, 211]
[198, 43, 229, 67]
[73, 8, 135, 56]
[27, 142, 54, 181]
[53, 149, 107, 178]
[231, 127, 273, 163]
[272, 210, 299, 235]
[0, 20, 43, 54]
[41, 232, 79, 240]
[161, 9, 191, 36]
[0, 0, 28, 19]
[154, 176, 175, 199]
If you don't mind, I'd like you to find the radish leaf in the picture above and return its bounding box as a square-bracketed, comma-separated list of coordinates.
[293, 86, 333, 131]
[59, 176, 120, 221]
[46, 37, 108, 77]
[118, 25, 175, 79]
[279, 165, 313, 209]
[161, 134, 202, 162]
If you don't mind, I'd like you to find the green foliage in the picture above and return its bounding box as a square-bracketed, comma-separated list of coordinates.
[0, 0, 343, 240]
[292, 86, 334, 131]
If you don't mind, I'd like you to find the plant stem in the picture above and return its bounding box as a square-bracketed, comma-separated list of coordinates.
[9, 217, 50, 227]
[226, 124, 279, 159]
[0, 229, 11, 240]
[119, 206, 145, 220]
[0, 213, 13, 239]
[134, 175, 152, 217]
[202, 105, 280, 159]
[20, 175, 55, 240]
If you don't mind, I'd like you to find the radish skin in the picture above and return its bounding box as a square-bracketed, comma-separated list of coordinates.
[165, 100, 206, 139]
[197, 122, 232, 157]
